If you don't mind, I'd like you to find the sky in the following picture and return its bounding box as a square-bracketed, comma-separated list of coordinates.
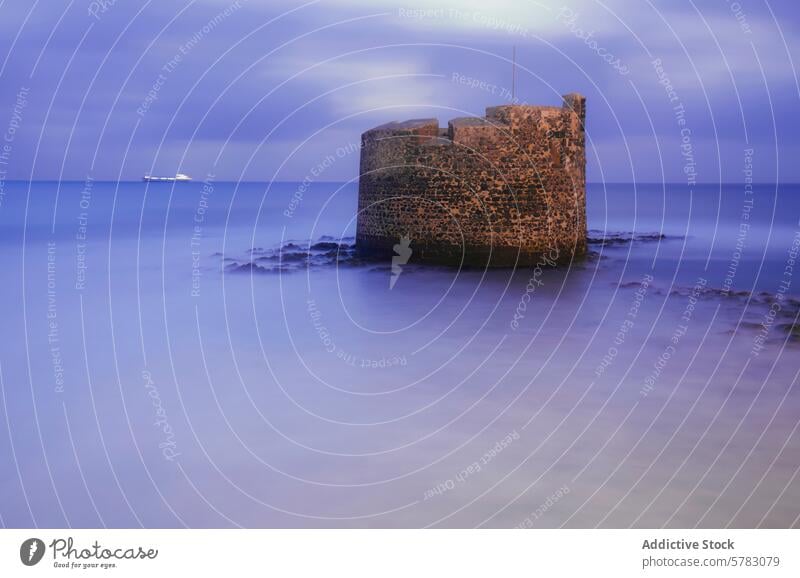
[0, 0, 797, 183]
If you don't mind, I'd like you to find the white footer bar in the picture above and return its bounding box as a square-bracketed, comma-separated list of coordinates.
[1, 529, 797, 577]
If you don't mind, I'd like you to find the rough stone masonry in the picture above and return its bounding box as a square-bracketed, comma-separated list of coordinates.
[356, 93, 586, 267]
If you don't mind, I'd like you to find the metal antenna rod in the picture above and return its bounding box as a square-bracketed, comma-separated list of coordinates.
[512, 45, 516, 102]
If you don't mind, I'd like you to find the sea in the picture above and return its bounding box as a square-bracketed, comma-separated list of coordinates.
[0, 179, 798, 528]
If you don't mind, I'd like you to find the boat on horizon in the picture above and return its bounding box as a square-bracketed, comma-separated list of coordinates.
[142, 173, 192, 182]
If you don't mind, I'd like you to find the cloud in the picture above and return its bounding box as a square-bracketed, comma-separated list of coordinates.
[0, 0, 797, 181]
[254, 0, 635, 40]
[624, 7, 798, 90]
[259, 51, 444, 118]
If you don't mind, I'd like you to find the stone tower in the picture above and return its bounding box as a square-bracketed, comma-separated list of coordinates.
[356, 93, 586, 267]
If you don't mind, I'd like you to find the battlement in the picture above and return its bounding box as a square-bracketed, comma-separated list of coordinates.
[356, 93, 587, 267]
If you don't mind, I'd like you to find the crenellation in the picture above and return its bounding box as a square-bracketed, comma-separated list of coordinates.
[356, 93, 587, 267]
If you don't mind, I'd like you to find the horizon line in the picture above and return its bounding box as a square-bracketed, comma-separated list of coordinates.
[2, 179, 797, 186]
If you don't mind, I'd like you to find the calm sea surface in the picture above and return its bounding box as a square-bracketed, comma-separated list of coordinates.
[0, 180, 798, 528]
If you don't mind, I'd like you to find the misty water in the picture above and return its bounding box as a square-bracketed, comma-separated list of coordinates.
[0, 180, 798, 528]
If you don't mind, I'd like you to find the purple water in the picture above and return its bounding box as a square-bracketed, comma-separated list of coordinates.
[0, 180, 798, 528]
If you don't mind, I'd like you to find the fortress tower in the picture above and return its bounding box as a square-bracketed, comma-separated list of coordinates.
[356, 93, 586, 267]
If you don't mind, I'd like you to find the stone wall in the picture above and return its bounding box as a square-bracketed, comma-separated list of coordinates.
[356, 93, 586, 267]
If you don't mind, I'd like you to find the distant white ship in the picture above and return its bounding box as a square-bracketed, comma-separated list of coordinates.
[142, 173, 192, 182]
